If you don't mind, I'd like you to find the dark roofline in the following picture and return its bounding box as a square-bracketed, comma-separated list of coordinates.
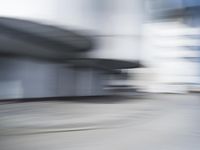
[66, 58, 143, 71]
[0, 17, 93, 57]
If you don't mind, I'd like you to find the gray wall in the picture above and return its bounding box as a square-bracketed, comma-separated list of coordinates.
[0, 57, 107, 99]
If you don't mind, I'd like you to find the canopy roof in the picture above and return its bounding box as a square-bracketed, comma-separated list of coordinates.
[0, 17, 93, 58]
[67, 58, 142, 70]
[0, 17, 143, 71]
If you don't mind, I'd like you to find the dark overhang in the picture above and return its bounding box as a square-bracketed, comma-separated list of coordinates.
[66, 58, 143, 70]
[0, 17, 143, 72]
[0, 17, 93, 59]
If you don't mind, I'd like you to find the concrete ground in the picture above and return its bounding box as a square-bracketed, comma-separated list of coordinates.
[0, 94, 200, 150]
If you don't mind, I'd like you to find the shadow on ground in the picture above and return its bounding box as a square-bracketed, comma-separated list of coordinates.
[0, 94, 147, 104]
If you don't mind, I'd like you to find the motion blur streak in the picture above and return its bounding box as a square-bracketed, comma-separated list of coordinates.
[0, 0, 200, 150]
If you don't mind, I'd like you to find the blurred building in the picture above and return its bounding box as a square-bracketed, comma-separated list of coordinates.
[0, 17, 142, 99]
[0, 0, 144, 99]
[142, 0, 200, 93]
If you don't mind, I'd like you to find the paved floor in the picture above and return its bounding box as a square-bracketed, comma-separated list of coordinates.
[0, 94, 200, 150]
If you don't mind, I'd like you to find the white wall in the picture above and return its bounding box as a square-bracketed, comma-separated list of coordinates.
[142, 22, 200, 92]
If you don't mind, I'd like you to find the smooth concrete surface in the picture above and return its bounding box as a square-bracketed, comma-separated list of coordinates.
[0, 94, 200, 150]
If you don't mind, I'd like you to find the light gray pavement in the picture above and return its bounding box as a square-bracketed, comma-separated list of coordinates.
[0, 94, 200, 150]
[0, 95, 160, 134]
